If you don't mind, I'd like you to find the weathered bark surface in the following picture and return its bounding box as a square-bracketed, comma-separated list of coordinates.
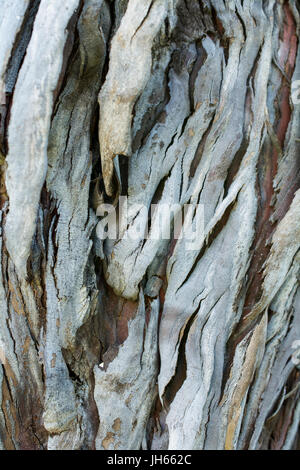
[0, 0, 299, 450]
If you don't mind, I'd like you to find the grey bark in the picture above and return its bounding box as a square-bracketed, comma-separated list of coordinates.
[0, 0, 299, 450]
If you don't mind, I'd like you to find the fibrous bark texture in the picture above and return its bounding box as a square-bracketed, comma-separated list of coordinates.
[0, 0, 299, 450]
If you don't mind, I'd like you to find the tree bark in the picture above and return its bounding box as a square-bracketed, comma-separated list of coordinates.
[0, 0, 299, 450]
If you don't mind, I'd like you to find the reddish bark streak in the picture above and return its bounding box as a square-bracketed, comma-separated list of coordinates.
[220, 5, 299, 400]
[99, 282, 138, 365]
[242, 3, 297, 319]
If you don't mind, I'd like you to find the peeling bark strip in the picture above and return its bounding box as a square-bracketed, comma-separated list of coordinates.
[98, 0, 172, 196]
[5, 0, 81, 278]
[0, 0, 299, 450]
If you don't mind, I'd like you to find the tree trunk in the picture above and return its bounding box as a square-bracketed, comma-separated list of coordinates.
[0, 0, 299, 450]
